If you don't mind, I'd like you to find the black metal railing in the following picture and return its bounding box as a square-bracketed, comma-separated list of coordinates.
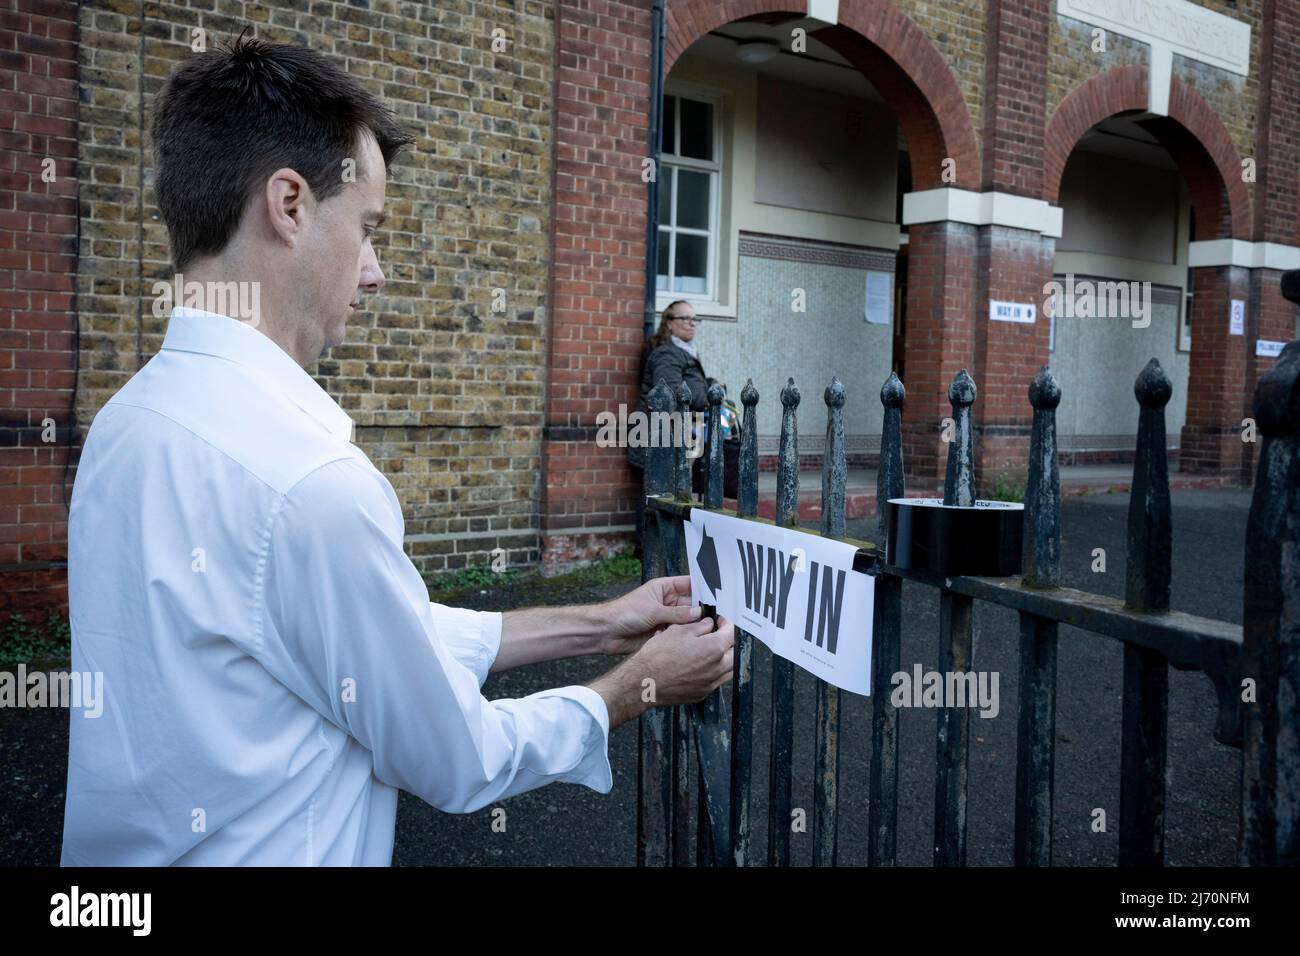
[636, 342, 1299, 867]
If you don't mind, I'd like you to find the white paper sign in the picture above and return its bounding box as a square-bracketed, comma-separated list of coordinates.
[990, 300, 1036, 324]
[683, 509, 874, 695]
[1256, 339, 1285, 358]
[865, 271, 892, 325]
[1230, 299, 1245, 336]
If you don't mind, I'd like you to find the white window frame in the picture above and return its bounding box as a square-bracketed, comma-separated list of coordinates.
[657, 85, 723, 306]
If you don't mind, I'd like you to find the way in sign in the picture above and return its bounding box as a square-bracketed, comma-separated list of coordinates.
[686, 510, 874, 695]
[735, 539, 846, 653]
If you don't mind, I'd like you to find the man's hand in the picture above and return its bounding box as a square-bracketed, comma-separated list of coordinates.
[595, 575, 703, 656]
[493, 576, 700, 672]
[588, 614, 735, 729]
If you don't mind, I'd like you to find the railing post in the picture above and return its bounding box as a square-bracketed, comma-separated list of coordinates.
[637, 379, 675, 866]
[674, 383, 694, 504]
[1119, 358, 1173, 867]
[1015, 366, 1061, 866]
[944, 369, 977, 507]
[870, 372, 905, 866]
[671, 381, 694, 865]
[695, 382, 723, 867]
[705, 382, 724, 509]
[1241, 338, 1300, 865]
[813, 377, 846, 866]
[693, 381, 731, 866]
[729, 379, 759, 866]
[768, 378, 800, 866]
[935, 368, 977, 866]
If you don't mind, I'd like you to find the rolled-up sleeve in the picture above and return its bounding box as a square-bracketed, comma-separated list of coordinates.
[429, 604, 501, 688]
[256, 456, 613, 812]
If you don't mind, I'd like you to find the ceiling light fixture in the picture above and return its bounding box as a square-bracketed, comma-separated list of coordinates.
[734, 40, 780, 64]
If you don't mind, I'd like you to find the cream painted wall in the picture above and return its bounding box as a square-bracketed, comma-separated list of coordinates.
[1050, 296, 1189, 447]
[661, 53, 901, 321]
[1052, 173, 1191, 444]
[659, 53, 902, 451]
[663, 54, 1196, 452]
[752, 73, 898, 221]
[693, 253, 895, 456]
[1057, 151, 1181, 264]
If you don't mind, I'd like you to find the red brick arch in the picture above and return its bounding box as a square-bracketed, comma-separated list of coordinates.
[663, 0, 981, 190]
[1044, 66, 1252, 239]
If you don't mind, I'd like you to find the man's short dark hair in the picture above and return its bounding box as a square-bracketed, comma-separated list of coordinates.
[151, 35, 415, 271]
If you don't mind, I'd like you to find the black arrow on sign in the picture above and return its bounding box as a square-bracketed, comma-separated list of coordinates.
[696, 525, 721, 599]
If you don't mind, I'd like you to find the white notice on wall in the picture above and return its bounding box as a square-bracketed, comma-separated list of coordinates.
[1230, 299, 1245, 336]
[683, 509, 874, 695]
[865, 271, 892, 325]
[990, 300, 1036, 323]
[1256, 339, 1285, 358]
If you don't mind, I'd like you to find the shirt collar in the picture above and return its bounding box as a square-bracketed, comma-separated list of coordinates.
[161, 307, 355, 443]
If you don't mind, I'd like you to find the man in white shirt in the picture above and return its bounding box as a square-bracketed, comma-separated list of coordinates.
[61, 37, 733, 866]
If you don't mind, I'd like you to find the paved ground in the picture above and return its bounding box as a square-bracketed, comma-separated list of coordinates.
[0, 488, 1250, 866]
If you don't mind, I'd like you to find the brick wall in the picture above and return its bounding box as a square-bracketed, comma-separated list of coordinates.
[900, 221, 979, 489]
[70, 0, 557, 583]
[981, 0, 1047, 195]
[973, 226, 1056, 484]
[1242, 0, 1300, 481]
[541, 0, 651, 570]
[1169, 0, 1263, 181]
[892, 0, 986, 146]
[4, 0, 1297, 611]
[1048, 8, 1150, 124]
[975, 0, 1053, 485]
[1255, 0, 1300, 249]
[1, 0, 79, 621]
[1181, 265, 1253, 475]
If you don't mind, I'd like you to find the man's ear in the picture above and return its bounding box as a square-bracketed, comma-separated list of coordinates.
[264, 168, 311, 248]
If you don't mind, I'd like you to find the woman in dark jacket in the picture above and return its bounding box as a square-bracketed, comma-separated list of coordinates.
[629, 300, 719, 555]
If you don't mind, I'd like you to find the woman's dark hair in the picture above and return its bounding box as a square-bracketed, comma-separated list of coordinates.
[649, 300, 694, 350]
[151, 34, 415, 270]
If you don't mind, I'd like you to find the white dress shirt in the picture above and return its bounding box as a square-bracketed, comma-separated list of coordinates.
[62, 306, 612, 866]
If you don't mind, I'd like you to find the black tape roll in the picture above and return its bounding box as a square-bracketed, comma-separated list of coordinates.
[699, 603, 718, 632]
[884, 498, 1024, 577]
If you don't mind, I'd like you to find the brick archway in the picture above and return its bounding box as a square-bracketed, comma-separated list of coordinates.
[1044, 66, 1252, 240]
[664, 0, 980, 189]
[1044, 66, 1259, 484]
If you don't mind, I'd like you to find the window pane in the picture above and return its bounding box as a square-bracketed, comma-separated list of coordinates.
[661, 96, 676, 155]
[679, 98, 712, 160]
[675, 170, 709, 230]
[658, 168, 672, 224]
[656, 229, 671, 290]
[673, 233, 707, 294]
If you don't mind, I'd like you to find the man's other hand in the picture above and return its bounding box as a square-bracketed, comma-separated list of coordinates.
[596, 574, 702, 656]
[588, 613, 735, 728]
